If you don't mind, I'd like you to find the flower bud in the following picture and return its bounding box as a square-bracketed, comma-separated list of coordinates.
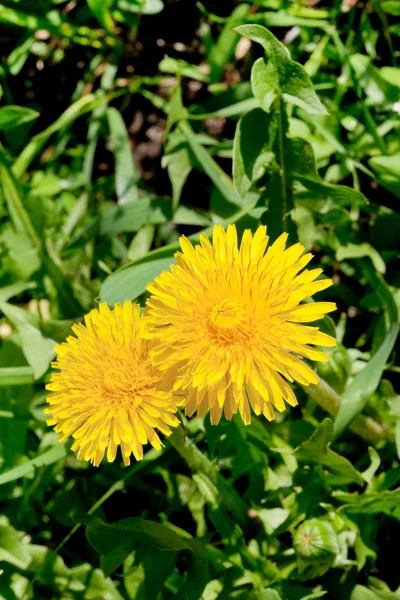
[294, 519, 340, 559]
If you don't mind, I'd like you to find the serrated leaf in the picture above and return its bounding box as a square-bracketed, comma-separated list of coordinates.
[294, 419, 364, 485]
[236, 24, 328, 115]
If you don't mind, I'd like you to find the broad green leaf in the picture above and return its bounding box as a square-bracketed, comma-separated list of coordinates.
[0, 517, 31, 569]
[100, 202, 259, 305]
[0, 106, 39, 131]
[100, 256, 176, 305]
[233, 107, 277, 198]
[288, 138, 367, 204]
[251, 57, 278, 112]
[107, 107, 139, 204]
[294, 419, 364, 485]
[381, 1, 400, 14]
[350, 586, 381, 600]
[334, 267, 399, 437]
[236, 24, 328, 115]
[100, 196, 168, 235]
[162, 145, 192, 210]
[0, 302, 56, 379]
[0, 443, 66, 486]
[79, 514, 190, 574]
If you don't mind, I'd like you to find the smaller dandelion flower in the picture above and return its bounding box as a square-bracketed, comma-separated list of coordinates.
[46, 302, 181, 467]
[145, 225, 336, 426]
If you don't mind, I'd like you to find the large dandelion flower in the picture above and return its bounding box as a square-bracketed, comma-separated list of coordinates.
[46, 302, 181, 466]
[145, 225, 336, 425]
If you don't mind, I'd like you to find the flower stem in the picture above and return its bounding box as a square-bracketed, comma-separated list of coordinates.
[306, 378, 391, 444]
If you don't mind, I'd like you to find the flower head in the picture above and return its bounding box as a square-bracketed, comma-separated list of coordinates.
[46, 302, 181, 466]
[145, 225, 336, 425]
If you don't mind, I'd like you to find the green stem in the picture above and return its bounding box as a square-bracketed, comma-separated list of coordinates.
[306, 378, 391, 444]
[277, 96, 289, 233]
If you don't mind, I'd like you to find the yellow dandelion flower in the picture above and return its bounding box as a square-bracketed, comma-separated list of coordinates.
[45, 302, 181, 466]
[145, 225, 336, 426]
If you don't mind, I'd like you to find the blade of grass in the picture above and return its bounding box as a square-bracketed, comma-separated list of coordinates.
[178, 120, 241, 206]
[0, 366, 34, 387]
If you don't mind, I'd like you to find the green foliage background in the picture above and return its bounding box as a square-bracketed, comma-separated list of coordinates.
[0, 0, 400, 598]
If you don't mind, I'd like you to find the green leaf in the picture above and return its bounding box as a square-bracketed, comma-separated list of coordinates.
[334, 267, 399, 437]
[78, 514, 191, 576]
[127, 225, 155, 262]
[0, 302, 56, 379]
[0, 366, 34, 387]
[87, 0, 115, 33]
[381, 0, 400, 14]
[294, 419, 364, 485]
[178, 121, 241, 206]
[100, 256, 176, 305]
[336, 243, 386, 275]
[0, 517, 31, 569]
[255, 590, 283, 600]
[233, 107, 276, 198]
[13, 94, 104, 178]
[236, 24, 328, 115]
[288, 138, 367, 204]
[369, 154, 400, 199]
[208, 4, 250, 83]
[117, 0, 164, 15]
[335, 488, 400, 517]
[169, 429, 248, 527]
[159, 57, 210, 82]
[107, 107, 140, 204]
[162, 144, 192, 211]
[0, 5, 114, 49]
[0, 106, 39, 131]
[0, 443, 66, 486]
[0, 281, 36, 302]
[362, 448, 381, 485]
[100, 196, 168, 235]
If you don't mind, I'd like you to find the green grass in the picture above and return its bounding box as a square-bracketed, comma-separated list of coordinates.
[1, 1, 400, 598]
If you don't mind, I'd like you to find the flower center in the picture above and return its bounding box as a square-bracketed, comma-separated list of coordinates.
[207, 299, 250, 346]
[101, 364, 150, 406]
[209, 299, 246, 329]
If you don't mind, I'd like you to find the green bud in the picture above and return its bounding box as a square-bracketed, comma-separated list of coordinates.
[294, 519, 340, 559]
